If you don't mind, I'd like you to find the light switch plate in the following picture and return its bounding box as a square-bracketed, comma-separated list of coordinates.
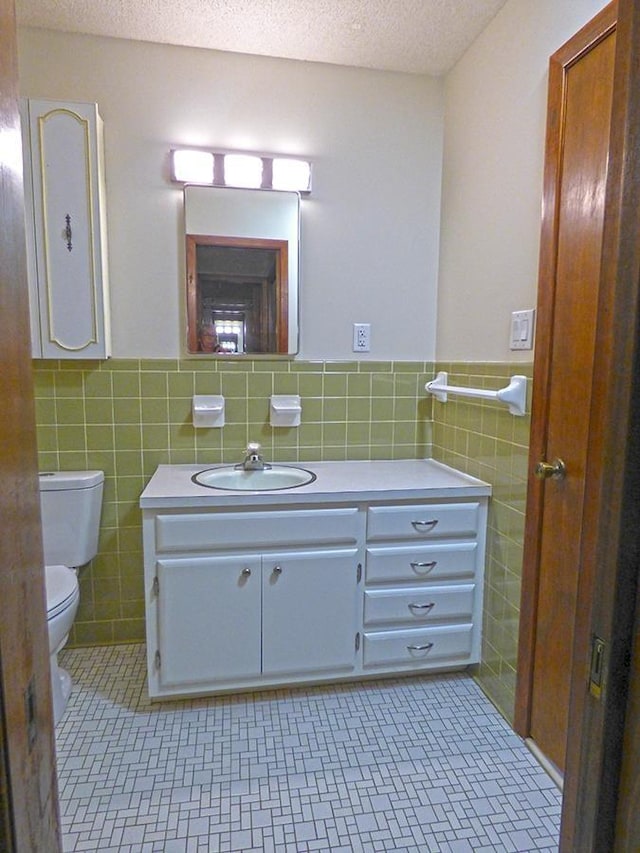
[510, 309, 535, 350]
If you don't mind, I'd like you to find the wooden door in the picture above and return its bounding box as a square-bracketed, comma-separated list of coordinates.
[561, 0, 640, 846]
[515, 3, 617, 773]
[0, 0, 61, 848]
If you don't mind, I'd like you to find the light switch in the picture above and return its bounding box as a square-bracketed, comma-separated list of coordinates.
[510, 309, 535, 350]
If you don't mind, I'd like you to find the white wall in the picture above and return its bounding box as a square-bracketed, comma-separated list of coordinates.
[18, 29, 443, 361]
[437, 0, 609, 362]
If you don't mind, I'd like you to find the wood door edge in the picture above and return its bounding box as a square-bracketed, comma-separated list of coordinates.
[561, 0, 640, 846]
[514, 3, 618, 743]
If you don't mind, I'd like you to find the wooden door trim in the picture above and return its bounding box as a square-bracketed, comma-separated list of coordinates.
[561, 0, 640, 847]
[514, 0, 618, 738]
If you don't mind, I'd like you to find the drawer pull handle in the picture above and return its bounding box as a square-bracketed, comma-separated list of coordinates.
[411, 519, 438, 532]
[407, 642, 434, 653]
[408, 602, 435, 615]
[241, 567, 252, 577]
[410, 560, 437, 574]
[272, 565, 283, 576]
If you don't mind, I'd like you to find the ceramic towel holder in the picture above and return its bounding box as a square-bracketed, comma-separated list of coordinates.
[270, 395, 302, 427]
[192, 395, 225, 428]
[425, 372, 527, 416]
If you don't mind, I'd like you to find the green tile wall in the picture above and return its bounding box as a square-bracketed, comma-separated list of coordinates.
[431, 362, 533, 724]
[34, 357, 434, 647]
[34, 355, 533, 722]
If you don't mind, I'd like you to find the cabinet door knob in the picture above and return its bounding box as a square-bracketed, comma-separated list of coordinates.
[411, 519, 438, 532]
[272, 565, 283, 576]
[241, 567, 252, 577]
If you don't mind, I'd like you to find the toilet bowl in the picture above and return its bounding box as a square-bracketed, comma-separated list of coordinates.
[45, 564, 80, 722]
[39, 470, 104, 724]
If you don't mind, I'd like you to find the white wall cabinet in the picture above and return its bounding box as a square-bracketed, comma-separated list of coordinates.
[21, 98, 111, 359]
[141, 470, 489, 701]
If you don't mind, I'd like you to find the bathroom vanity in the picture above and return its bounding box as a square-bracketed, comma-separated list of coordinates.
[140, 459, 490, 699]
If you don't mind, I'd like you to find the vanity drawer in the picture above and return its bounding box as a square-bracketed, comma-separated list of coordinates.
[364, 584, 475, 627]
[363, 625, 473, 667]
[367, 503, 480, 541]
[154, 507, 361, 552]
[366, 542, 477, 583]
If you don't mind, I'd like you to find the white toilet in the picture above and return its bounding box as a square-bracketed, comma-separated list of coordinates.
[39, 470, 104, 724]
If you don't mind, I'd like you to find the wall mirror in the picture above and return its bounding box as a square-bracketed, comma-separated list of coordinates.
[184, 185, 300, 355]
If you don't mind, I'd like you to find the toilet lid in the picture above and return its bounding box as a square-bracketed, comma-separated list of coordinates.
[45, 564, 78, 619]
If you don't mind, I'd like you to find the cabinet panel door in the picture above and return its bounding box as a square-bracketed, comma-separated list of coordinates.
[156, 556, 261, 687]
[26, 100, 109, 358]
[262, 548, 359, 676]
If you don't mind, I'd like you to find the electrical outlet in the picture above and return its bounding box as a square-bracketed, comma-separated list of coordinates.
[353, 323, 371, 352]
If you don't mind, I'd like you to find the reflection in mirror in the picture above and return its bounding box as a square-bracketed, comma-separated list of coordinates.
[184, 186, 299, 355]
[187, 236, 288, 353]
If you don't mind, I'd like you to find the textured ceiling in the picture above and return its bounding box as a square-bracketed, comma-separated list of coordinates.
[16, 0, 509, 76]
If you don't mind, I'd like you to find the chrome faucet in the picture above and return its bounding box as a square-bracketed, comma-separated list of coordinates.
[240, 442, 270, 471]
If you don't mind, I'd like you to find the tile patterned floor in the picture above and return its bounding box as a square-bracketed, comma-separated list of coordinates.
[56, 644, 560, 852]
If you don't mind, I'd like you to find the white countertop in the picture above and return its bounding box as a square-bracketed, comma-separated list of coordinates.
[140, 459, 491, 509]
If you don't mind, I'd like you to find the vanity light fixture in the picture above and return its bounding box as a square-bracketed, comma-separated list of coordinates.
[272, 158, 312, 192]
[170, 147, 312, 193]
[223, 153, 263, 188]
[171, 149, 214, 184]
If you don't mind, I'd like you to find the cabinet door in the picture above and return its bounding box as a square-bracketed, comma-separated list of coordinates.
[24, 99, 110, 359]
[156, 556, 261, 687]
[262, 548, 359, 676]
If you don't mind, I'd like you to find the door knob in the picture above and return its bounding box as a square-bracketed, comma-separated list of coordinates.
[534, 458, 566, 480]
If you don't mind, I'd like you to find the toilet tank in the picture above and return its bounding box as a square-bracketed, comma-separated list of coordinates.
[39, 471, 104, 567]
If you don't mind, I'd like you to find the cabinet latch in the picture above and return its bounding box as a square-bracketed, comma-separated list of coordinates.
[589, 635, 606, 699]
[153, 576, 160, 597]
[356, 563, 362, 583]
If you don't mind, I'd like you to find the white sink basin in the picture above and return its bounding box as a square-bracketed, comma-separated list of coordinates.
[192, 465, 316, 491]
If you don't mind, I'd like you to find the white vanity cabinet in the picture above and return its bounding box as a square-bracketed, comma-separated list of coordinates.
[21, 98, 111, 359]
[140, 459, 491, 700]
[144, 506, 364, 698]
